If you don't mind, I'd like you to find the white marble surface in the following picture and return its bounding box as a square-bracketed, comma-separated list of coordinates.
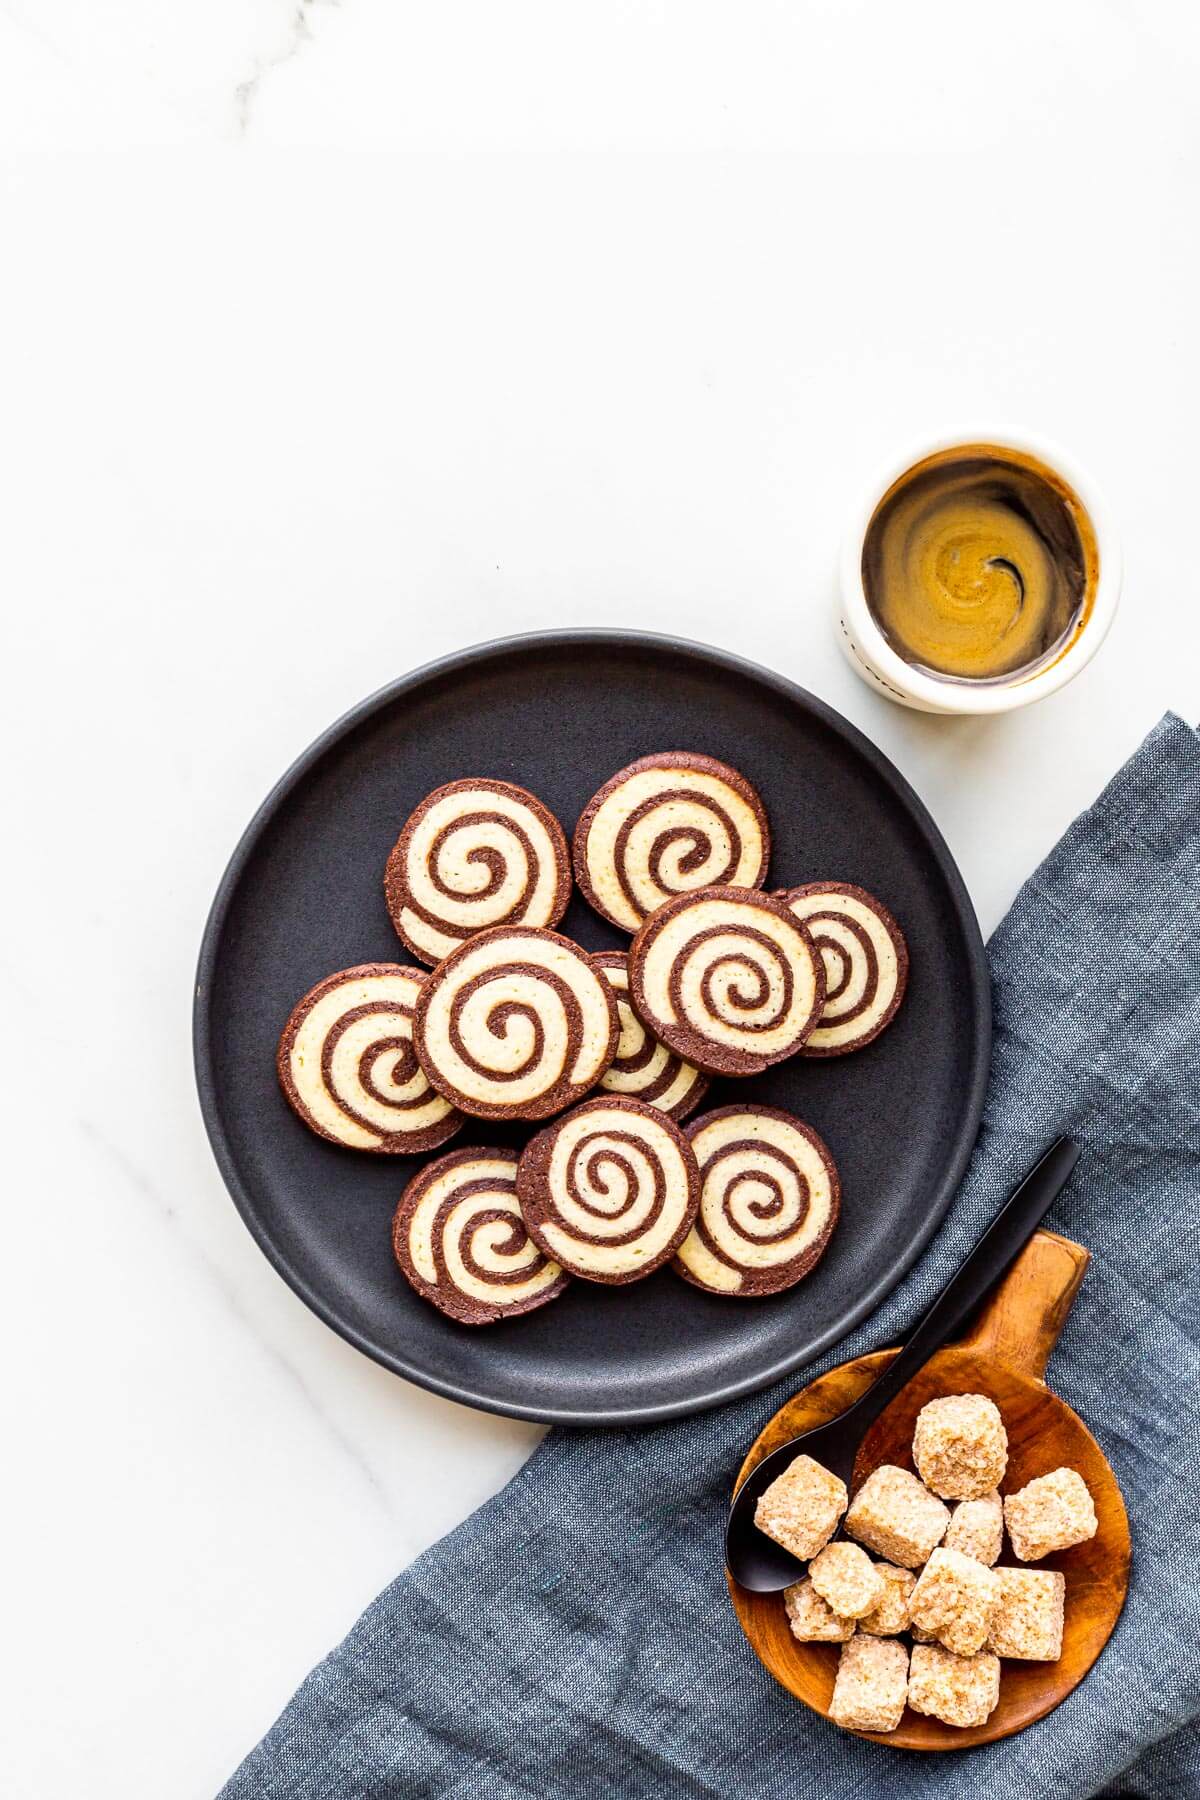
[3, 6, 1199, 1795]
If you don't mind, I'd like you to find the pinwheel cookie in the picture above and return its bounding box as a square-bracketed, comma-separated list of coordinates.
[573, 752, 770, 932]
[674, 1104, 840, 1296]
[277, 963, 464, 1154]
[517, 1096, 700, 1284]
[628, 886, 825, 1075]
[386, 777, 571, 965]
[393, 1147, 569, 1325]
[413, 926, 619, 1121]
[590, 951, 709, 1121]
[778, 882, 908, 1056]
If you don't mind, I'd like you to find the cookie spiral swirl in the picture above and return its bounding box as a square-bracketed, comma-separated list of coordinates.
[517, 1097, 700, 1283]
[674, 1106, 840, 1295]
[573, 752, 770, 932]
[779, 882, 909, 1055]
[413, 926, 619, 1120]
[591, 952, 709, 1121]
[386, 778, 571, 965]
[277, 963, 464, 1153]
[628, 887, 825, 1075]
[393, 1148, 569, 1324]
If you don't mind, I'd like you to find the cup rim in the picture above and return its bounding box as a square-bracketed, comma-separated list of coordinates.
[839, 426, 1122, 715]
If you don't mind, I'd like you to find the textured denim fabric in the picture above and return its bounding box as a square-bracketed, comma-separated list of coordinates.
[223, 714, 1200, 1800]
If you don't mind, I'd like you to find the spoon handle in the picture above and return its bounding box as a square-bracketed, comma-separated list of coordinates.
[842, 1137, 1080, 1436]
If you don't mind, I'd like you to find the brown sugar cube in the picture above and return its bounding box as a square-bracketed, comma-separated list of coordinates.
[1004, 1467, 1098, 1562]
[986, 1567, 1066, 1660]
[944, 1490, 1003, 1566]
[829, 1635, 909, 1734]
[908, 1644, 1001, 1729]
[912, 1394, 1008, 1500]
[754, 1453, 848, 1561]
[809, 1542, 886, 1620]
[844, 1464, 950, 1568]
[784, 1578, 856, 1644]
[858, 1562, 916, 1637]
[907, 1547, 1000, 1657]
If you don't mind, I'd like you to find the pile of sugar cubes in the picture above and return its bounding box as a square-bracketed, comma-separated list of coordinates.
[754, 1393, 1098, 1732]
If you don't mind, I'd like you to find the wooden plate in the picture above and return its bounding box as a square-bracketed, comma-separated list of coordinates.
[729, 1230, 1131, 1747]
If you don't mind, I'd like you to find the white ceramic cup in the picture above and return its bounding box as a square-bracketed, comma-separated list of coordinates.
[837, 428, 1121, 714]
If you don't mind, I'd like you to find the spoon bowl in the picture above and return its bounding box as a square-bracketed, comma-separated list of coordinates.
[728, 1230, 1131, 1749]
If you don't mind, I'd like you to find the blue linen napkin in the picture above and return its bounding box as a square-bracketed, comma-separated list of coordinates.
[223, 714, 1200, 1800]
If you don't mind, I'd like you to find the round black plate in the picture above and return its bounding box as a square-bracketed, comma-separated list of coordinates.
[194, 632, 990, 1426]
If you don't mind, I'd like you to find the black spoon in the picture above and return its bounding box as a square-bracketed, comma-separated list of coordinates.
[725, 1136, 1081, 1592]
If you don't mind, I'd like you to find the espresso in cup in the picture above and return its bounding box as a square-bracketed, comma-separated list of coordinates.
[860, 445, 1099, 684]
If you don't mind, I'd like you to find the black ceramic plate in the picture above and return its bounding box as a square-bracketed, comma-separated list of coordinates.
[194, 632, 989, 1426]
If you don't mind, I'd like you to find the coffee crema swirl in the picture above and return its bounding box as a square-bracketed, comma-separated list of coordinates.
[862, 446, 1096, 682]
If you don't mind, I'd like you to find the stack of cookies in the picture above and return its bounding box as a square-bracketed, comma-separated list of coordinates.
[276, 752, 909, 1325]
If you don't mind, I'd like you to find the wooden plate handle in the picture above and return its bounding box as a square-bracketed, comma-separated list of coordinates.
[956, 1228, 1090, 1380]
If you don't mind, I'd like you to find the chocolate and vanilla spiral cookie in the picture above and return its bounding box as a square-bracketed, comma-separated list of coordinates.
[573, 752, 770, 932]
[413, 926, 619, 1121]
[674, 1105, 840, 1295]
[277, 963, 464, 1153]
[517, 1096, 700, 1284]
[393, 1148, 569, 1324]
[778, 882, 908, 1056]
[385, 778, 571, 965]
[591, 952, 709, 1122]
[628, 887, 825, 1076]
